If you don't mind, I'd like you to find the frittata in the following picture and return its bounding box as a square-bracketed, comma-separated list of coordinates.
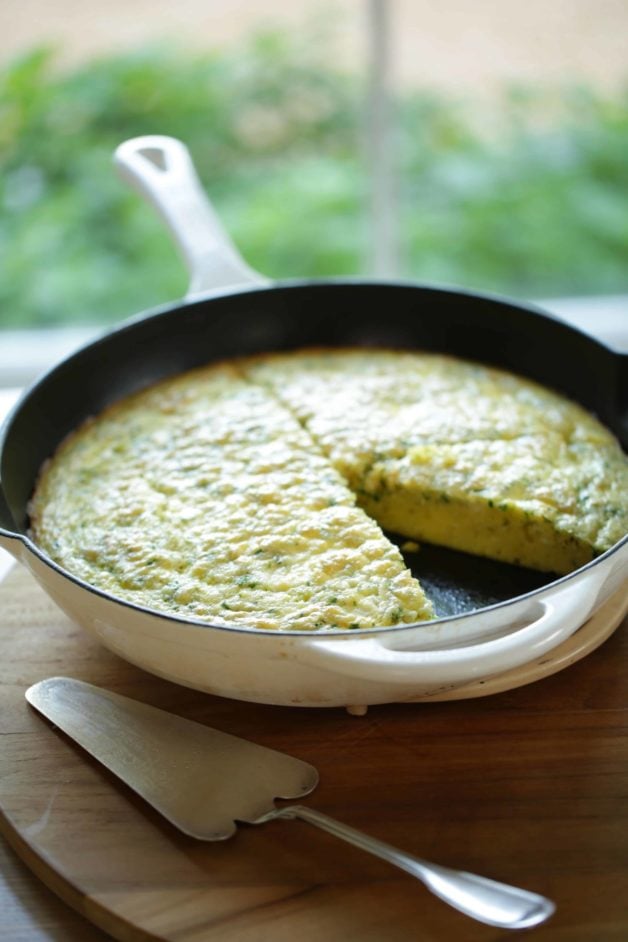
[29, 348, 628, 630]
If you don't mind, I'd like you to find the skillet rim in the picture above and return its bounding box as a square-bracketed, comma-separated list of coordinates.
[0, 276, 626, 638]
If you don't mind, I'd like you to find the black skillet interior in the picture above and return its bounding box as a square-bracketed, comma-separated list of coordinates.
[2, 281, 626, 616]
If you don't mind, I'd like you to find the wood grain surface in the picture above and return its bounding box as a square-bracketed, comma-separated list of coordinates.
[1, 562, 628, 942]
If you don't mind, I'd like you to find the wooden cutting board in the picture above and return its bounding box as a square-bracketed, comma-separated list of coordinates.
[1, 562, 628, 942]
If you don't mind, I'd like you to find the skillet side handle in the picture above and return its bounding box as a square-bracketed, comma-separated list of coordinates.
[296, 569, 611, 686]
[114, 136, 267, 298]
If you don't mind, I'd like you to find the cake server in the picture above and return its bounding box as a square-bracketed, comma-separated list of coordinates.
[26, 677, 555, 929]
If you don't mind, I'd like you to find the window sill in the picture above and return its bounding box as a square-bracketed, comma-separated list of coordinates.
[537, 294, 628, 353]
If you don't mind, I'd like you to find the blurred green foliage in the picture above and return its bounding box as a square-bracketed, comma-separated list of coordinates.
[1, 36, 627, 328]
[401, 87, 628, 296]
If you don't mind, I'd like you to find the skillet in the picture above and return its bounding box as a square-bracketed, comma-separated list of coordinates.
[0, 136, 626, 707]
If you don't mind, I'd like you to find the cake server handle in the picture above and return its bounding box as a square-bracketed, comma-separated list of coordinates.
[256, 804, 555, 930]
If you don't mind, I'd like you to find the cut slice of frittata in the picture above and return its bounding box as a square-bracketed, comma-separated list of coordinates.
[242, 348, 628, 574]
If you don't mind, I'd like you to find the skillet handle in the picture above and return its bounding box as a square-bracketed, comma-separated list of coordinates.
[297, 567, 613, 687]
[114, 136, 266, 298]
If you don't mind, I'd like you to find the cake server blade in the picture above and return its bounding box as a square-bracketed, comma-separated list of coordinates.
[25, 675, 318, 840]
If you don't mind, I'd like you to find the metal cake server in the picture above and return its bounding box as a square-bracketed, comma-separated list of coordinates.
[26, 677, 555, 930]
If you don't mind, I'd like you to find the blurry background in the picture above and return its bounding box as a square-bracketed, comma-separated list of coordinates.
[1, 0, 627, 382]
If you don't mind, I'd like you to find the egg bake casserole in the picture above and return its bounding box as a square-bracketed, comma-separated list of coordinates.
[29, 349, 628, 631]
